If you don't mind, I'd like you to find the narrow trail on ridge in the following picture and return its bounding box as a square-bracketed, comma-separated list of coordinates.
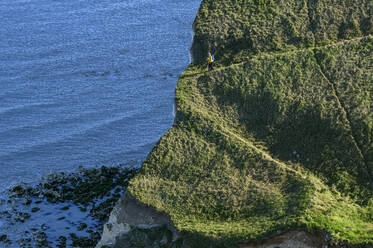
[312, 49, 373, 188]
[207, 35, 372, 75]
[180, 34, 373, 189]
[182, 35, 372, 80]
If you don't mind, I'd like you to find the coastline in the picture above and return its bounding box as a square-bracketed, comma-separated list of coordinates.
[1, 0, 372, 247]
[111, 0, 373, 247]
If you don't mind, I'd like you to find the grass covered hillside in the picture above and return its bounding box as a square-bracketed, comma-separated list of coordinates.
[128, 0, 373, 246]
[191, 0, 373, 64]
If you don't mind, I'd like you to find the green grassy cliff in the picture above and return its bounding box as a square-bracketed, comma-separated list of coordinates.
[128, 0, 373, 246]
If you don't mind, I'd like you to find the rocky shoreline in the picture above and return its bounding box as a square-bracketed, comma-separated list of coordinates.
[0, 165, 139, 248]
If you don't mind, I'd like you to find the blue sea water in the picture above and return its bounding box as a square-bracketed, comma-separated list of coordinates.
[0, 0, 200, 190]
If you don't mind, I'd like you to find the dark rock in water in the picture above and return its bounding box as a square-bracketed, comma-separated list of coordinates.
[0, 234, 8, 242]
[79, 206, 87, 212]
[60, 205, 69, 211]
[44, 189, 61, 203]
[9, 183, 29, 197]
[16, 235, 32, 247]
[22, 198, 32, 205]
[31, 207, 40, 213]
[57, 236, 67, 248]
[23, 165, 139, 207]
[40, 172, 68, 187]
[14, 212, 31, 223]
[3, 165, 139, 247]
[33, 231, 48, 247]
[78, 222, 87, 231]
[41, 224, 49, 231]
[69, 233, 97, 248]
[17, 237, 31, 247]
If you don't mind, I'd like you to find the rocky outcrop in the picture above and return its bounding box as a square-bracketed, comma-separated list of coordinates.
[96, 192, 179, 248]
[96, 193, 331, 248]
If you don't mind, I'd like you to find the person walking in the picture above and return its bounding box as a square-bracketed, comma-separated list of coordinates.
[208, 52, 214, 71]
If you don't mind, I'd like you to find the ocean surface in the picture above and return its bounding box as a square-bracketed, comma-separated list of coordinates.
[0, 0, 200, 190]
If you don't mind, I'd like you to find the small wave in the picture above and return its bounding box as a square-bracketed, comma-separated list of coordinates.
[119, 48, 129, 55]
[0, 107, 119, 148]
[143, 73, 153, 78]
[173, 103, 176, 118]
[2, 47, 104, 73]
[0, 102, 60, 116]
[32, 48, 65, 60]
[161, 71, 174, 77]
[61, 0, 152, 17]
[0, 108, 156, 161]
[82, 70, 112, 77]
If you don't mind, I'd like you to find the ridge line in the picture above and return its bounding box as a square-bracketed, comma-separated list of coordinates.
[200, 35, 373, 76]
[312, 49, 373, 188]
[306, 0, 315, 40]
[182, 35, 372, 80]
[222, 128, 301, 177]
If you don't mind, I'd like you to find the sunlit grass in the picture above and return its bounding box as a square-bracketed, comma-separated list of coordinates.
[128, 0, 373, 246]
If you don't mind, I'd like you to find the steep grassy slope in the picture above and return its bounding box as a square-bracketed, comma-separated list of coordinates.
[315, 39, 373, 190]
[205, 37, 373, 202]
[191, 0, 373, 64]
[128, 0, 373, 246]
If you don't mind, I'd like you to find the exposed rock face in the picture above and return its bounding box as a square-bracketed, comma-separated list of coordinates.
[96, 195, 329, 248]
[96, 193, 178, 248]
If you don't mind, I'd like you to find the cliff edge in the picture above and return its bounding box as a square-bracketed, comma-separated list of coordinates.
[98, 0, 373, 247]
